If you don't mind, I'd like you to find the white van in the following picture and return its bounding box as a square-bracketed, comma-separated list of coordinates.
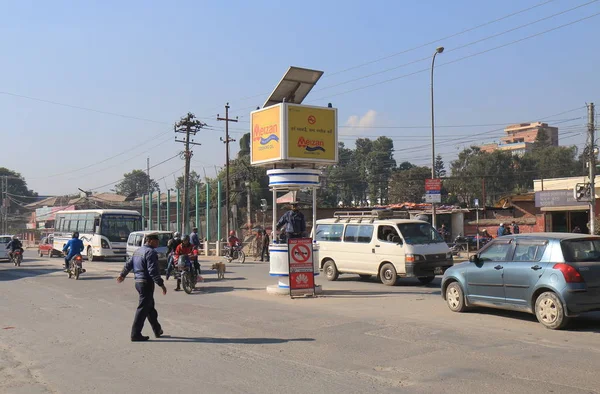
[126, 231, 172, 270]
[314, 210, 453, 285]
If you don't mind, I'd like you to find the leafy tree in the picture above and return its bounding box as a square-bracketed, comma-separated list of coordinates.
[397, 161, 415, 171]
[0, 168, 37, 199]
[533, 130, 552, 150]
[238, 133, 250, 158]
[389, 166, 431, 203]
[114, 170, 159, 197]
[175, 170, 203, 192]
[434, 155, 446, 178]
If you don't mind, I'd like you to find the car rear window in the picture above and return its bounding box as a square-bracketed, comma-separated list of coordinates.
[0, 236, 11, 243]
[561, 239, 600, 262]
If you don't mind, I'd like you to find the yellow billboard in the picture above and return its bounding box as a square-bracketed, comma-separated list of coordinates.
[251, 105, 281, 164]
[287, 105, 337, 163]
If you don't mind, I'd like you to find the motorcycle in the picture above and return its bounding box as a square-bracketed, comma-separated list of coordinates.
[174, 255, 198, 294]
[224, 245, 245, 264]
[67, 254, 85, 280]
[11, 250, 23, 267]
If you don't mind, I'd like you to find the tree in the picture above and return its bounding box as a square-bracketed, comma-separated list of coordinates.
[176, 170, 202, 192]
[434, 155, 446, 178]
[0, 168, 37, 199]
[114, 170, 159, 197]
[389, 166, 431, 203]
[533, 129, 552, 150]
[238, 133, 250, 158]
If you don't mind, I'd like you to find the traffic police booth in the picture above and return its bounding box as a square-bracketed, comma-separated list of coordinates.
[250, 66, 338, 295]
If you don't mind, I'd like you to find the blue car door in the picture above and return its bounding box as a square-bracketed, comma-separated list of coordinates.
[466, 239, 514, 305]
[503, 239, 549, 306]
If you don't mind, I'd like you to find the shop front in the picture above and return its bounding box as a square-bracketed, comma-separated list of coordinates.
[535, 190, 590, 233]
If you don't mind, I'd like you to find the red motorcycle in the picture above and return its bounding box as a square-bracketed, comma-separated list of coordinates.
[11, 250, 22, 267]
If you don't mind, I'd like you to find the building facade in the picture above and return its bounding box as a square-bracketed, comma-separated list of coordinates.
[480, 122, 559, 154]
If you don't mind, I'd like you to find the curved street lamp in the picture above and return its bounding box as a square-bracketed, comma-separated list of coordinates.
[430, 46, 444, 230]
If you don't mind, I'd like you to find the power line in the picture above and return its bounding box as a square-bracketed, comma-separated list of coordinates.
[308, 13, 600, 102]
[315, 0, 598, 94]
[87, 153, 181, 191]
[28, 129, 174, 180]
[217, 0, 557, 117]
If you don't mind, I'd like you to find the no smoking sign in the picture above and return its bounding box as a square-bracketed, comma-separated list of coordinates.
[288, 238, 315, 297]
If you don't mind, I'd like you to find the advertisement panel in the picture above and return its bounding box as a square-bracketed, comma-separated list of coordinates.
[251, 105, 282, 164]
[288, 238, 315, 298]
[286, 104, 337, 163]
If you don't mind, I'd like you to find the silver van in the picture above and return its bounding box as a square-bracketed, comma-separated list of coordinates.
[314, 210, 453, 285]
[126, 231, 171, 271]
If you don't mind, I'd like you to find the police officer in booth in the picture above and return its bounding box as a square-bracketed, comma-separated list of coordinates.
[276, 202, 307, 240]
[117, 233, 167, 342]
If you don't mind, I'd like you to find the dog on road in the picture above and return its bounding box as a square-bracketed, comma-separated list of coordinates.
[211, 262, 226, 279]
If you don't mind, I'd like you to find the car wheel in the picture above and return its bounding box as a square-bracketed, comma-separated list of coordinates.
[535, 291, 569, 330]
[446, 282, 467, 312]
[418, 276, 435, 285]
[379, 263, 397, 286]
[87, 247, 97, 262]
[359, 274, 371, 281]
[322, 260, 339, 281]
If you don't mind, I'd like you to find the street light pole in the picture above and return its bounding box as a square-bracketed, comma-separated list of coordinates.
[430, 46, 444, 230]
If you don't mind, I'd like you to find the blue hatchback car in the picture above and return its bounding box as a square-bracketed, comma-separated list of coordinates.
[441, 233, 600, 329]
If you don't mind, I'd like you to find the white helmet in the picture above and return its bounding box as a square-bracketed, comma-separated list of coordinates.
[174, 232, 181, 239]
[500, 223, 504, 226]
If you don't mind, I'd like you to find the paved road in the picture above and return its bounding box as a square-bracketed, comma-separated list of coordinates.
[1, 251, 599, 394]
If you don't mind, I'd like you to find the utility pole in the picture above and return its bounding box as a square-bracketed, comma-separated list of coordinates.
[217, 103, 238, 235]
[147, 157, 150, 195]
[588, 102, 596, 234]
[175, 113, 206, 235]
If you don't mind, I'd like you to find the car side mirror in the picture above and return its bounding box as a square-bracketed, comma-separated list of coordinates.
[392, 236, 403, 245]
[469, 255, 481, 264]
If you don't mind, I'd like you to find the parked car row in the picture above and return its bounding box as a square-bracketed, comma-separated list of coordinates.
[310, 212, 600, 330]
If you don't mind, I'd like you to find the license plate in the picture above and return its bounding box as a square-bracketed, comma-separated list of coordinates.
[434, 267, 443, 275]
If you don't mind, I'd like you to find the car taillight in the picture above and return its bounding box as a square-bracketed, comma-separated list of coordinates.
[406, 255, 415, 263]
[553, 263, 584, 283]
[101, 239, 109, 249]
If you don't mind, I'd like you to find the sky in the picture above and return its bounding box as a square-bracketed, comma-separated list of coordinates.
[1, 0, 599, 196]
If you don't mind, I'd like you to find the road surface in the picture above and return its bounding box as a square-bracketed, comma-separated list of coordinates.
[1, 252, 599, 393]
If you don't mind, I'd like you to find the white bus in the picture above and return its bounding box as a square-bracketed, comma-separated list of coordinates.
[53, 209, 142, 261]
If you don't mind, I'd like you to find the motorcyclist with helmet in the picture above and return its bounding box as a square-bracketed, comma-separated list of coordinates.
[62, 232, 84, 271]
[165, 232, 181, 280]
[6, 235, 23, 262]
[227, 230, 241, 258]
[172, 234, 199, 291]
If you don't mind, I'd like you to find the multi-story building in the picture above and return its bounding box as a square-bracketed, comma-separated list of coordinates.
[480, 122, 559, 155]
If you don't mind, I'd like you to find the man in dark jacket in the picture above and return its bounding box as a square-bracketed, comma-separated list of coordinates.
[276, 202, 306, 240]
[117, 233, 167, 342]
[260, 229, 270, 262]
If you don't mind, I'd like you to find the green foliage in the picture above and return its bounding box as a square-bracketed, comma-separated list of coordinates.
[389, 166, 431, 203]
[114, 170, 159, 197]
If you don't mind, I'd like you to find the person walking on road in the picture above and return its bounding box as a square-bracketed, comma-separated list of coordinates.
[260, 229, 270, 262]
[190, 227, 200, 249]
[117, 233, 167, 342]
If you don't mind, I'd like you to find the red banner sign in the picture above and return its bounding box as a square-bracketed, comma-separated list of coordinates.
[288, 238, 315, 297]
[425, 179, 442, 191]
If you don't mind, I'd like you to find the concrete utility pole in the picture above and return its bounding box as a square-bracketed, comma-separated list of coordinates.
[175, 113, 206, 235]
[430, 46, 444, 230]
[588, 102, 596, 234]
[217, 103, 238, 236]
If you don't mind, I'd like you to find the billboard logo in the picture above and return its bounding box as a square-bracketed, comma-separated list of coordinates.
[298, 136, 325, 152]
[254, 123, 279, 146]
